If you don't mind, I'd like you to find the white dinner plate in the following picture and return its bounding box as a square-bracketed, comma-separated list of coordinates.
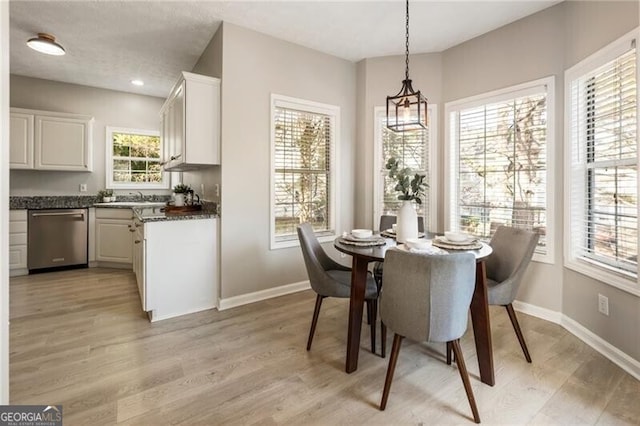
[435, 236, 478, 246]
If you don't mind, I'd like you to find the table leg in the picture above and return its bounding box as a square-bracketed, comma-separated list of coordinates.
[345, 255, 369, 373]
[470, 261, 495, 386]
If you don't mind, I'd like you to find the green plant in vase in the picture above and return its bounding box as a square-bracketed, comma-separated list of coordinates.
[385, 157, 427, 242]
[173, 183, 191, 207]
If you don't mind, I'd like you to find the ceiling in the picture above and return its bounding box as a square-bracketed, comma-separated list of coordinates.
[10, 0, 561, 98]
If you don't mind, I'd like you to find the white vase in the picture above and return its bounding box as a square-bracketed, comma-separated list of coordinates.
[174, 193, 185, 207]
[397, 200, 418, 243]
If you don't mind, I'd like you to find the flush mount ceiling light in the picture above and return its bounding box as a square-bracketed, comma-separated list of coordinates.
[131, 79, 145, 86]
[386, 0, 428, 132]
[26, 33, 66, 56]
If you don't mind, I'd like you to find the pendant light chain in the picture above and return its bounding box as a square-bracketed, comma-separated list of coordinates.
[405, 0, 410, 81]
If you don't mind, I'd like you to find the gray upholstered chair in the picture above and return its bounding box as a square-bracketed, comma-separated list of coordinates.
[485, 225, 539, 362]
[297, 223, 379, 353]
[378, 249, 480, 423]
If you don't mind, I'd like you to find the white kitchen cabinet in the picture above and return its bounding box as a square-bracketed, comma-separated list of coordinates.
[136, 218, 218, 321]
[10, 108, 94, 171]
[132, 218, 146, 310]
[10, 112, 34, 169]
[95, 208, 134, 265]
[9, 210, 28, 276]
[160, 72, 220, 171]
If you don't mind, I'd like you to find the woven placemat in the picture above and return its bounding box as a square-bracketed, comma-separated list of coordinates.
[337, 236, 387, 247]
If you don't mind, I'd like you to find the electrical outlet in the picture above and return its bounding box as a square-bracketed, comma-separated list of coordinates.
[215, 184, 220, 197]
[598, 294, 609, 316]
[200, 183, 205, 196]
[79, 183, 87, 192]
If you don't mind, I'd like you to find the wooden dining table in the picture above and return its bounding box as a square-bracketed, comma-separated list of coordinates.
[334, 234, 496, 386]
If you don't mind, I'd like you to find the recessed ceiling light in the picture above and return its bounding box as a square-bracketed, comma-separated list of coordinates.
[27, 33, 65, 56]
[131, 79, 144, 86]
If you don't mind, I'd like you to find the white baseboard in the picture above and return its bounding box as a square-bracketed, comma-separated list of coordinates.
[513, 300, 640, 381]
[560, 315, 640, 381]
[218, 280, 310, 311]
[513, 300, 563, 324]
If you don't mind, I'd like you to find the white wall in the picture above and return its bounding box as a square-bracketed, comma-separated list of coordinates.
[9, 76, 167, 196]
[217, 22, 356, 299]
[1, 0, 10, 404]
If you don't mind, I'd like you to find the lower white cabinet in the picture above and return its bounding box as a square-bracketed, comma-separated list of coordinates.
[9, 210, 28, 276]
[134, 218, 218, 321]
[95, 208, 134, 265]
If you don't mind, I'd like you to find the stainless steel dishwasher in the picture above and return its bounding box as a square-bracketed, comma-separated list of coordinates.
[28, 208, 88, 271]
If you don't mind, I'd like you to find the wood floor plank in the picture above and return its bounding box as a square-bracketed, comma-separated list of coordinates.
[9, 268, 639, 425]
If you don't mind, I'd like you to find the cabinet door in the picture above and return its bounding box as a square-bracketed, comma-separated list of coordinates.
[35, 115, 93, 171]
[170, 82, 185, 167]
[95, 219, 133, 263]
[133, 231, 146, 311]
[10, 112, 34, 169]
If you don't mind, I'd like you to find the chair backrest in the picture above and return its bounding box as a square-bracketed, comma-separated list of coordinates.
[485, 226, 539, 301]
[380, 249, 476, 343]
[379, 215, 425, 232]
[297, 223, 340, 295]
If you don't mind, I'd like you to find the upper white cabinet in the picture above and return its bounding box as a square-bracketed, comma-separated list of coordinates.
[10, 112, 34, 169]
[10, 108, 94, 172]
[160, 72, 220, 171]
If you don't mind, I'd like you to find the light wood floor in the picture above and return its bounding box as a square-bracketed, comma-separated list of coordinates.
[9, 268, 640, 425]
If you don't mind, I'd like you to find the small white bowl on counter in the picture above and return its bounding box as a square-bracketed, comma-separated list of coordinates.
[444, 231, 469, 242]
[351, 229, 373, 239]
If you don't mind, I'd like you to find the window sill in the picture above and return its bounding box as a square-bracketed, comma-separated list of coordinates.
[565, 258, 640, 297]
[271, 233, 337, 251]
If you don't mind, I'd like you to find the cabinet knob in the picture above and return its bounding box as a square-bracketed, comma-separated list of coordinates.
[134, 240, 141, 244]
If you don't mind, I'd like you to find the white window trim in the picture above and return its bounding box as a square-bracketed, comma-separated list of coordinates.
[269, 94, 340, 250]
[444, 76, 556, 264]
[372, 105, 438, 232]
[105, 126, 169, 190]
[564, 28, 640, 297]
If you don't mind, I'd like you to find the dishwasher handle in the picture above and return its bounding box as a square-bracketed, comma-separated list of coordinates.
[31, 211, 86, 219]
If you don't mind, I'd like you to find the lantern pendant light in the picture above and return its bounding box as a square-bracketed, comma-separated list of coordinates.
[386, 0, 428, 132]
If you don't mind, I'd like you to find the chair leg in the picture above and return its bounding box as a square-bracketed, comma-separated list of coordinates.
[366, 300, 371, 325]
[368, 299, 377, 354]
[446, 341, 452, 365]
[505, 303, 532, 363]
[380, 334, 403, 410]
[307, 295, 324, 351]
[450, 339, 481, 424]
[381, 322, 387, 358]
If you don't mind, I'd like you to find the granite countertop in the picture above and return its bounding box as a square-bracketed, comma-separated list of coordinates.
[10, 195, 171, 210]
[9, 196, 219, 222]
[133, 205, 218, 223]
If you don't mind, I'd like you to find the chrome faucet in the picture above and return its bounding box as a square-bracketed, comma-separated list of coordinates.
[130, 191, 144, 201]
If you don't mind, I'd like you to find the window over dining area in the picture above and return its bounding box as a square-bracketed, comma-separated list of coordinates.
[374, 106, 437, 231]
[565, 30, 638, 295]
[445, 78, 555, 263]
[270, 95, 339, 249]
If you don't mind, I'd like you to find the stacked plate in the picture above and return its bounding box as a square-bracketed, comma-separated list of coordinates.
[381, 229, 425, 239]
[339, 230, 386, 247]
[432, 235, 482, 250]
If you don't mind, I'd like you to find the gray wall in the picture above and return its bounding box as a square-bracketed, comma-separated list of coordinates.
[561, 0, 640, 362]
[355, 53, 443, 230]
[357, 1, 639, 361]
[9, 75, 166, 196]
[214, 22, 356, 299]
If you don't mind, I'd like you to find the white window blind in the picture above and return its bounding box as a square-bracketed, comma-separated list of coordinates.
[447, 79, 553, 260]
[379, 116, 429, 219]
[271, 96, 338, 248]
[567, 40, 637, 284]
